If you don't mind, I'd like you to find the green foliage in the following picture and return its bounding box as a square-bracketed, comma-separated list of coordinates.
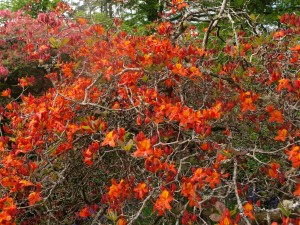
[231, 0, 300, 24]
[93, 12, 114, 26]
[120, 22, 156, 36]
[0, 0, 59, 17]
[122, 0, 163, 25]
[73, 10, 114, 27]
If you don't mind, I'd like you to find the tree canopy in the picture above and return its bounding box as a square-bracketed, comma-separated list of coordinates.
[0, 0, 60, 17]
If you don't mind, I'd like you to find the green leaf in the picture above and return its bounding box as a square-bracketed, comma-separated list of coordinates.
[106, 211, 118, 221]
[60, 37, 70, 47]
[250, 14, 257, 22]
[142, 75, 148, 82]
[279, 202, 291, 217]
[49, 37, 58, 48]
[123, 139, 134, 151]
[82, 126, 91, 130]
[9, 137, 16, 142]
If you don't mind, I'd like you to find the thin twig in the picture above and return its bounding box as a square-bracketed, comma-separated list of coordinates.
[233, 159, 251, 225]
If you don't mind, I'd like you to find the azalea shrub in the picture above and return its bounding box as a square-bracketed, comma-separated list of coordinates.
[0, 3, 300, 225]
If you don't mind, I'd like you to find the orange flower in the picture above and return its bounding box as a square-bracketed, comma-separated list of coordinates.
[6, 103, 13, 110]
[145, 156, 161, 173]
[278, 78, 292, 92]
[191, 168, 206, 183]
[19, 180, 34, 187]
[274, 128, 287, 142]
[62, 63, 74, 78]
[268, 162, 280, 178]
[181, 182, 195, 197]
[108, 179, 128, 201]
[0, 197, 16, 223]
[293, 183, 300, 197]
[273, 31, 285, 39]
[265, 104, 275, 113]
[290, 44, 300, 51]
[0, 211, 12, 223]
[1, 88, 11, 97]
[92, 25, 104, 35]
[136, 114, 142, 125]
[117, 217, 127, 225]
[243, 202, 255, 220]
[102, 131, 118, 147]
[134, 138, 153, 158]
[239, 92, 257, 112]
[205, 171, 221, 188]
[241, 98, 256, 112]
[287, 145, 300, 168]
[28, 192, 42, 206]
[112, 102, 121, 109]
[269, 110, 284, 124]
[218, 209, 233, 225]
[153, 190, 173, 215]
[176, 1, 188, 11]
[108, 183, 121, 200]
[200, 142, 210, 151]
[77, 17, 87, 25]
[190, 66, 202, 77]
[181, 181, 200, 207]
[0, 141, 5, 151]
[134, 182, 149, 199]
[172, 63, 187, 76]
[79, 206, 90, 218]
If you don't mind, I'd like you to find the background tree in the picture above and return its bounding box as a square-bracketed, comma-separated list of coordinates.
[230, 0, 300, 25]
[0, 0, 60, 17]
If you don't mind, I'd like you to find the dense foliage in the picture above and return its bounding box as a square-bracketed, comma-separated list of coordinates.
[0, 0, 60, 17]
[0, 1, 299, 225]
